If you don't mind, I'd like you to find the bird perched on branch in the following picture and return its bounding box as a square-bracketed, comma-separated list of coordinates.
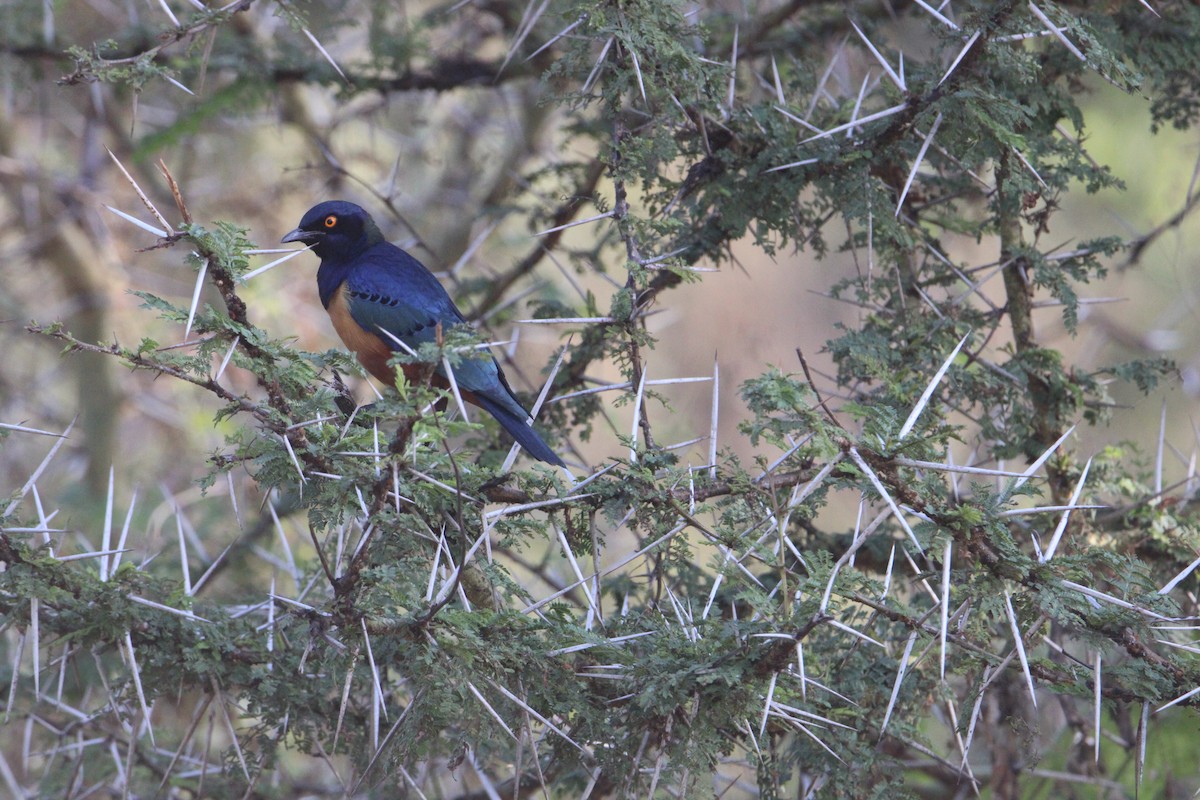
[282, 200, 565, 467]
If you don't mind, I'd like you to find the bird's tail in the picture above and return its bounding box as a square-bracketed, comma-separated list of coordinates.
[474, 394, 565, 467]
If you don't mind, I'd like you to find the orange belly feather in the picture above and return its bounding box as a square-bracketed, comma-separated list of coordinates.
[326, 286, 480, 404]
[327, 286, 396, 384]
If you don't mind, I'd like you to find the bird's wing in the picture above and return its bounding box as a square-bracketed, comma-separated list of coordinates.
[340, 241, 561, 465]
[343, 243, 462, 342]
[343, 243, 509, 397]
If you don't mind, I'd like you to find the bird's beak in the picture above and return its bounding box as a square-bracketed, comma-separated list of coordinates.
[281, 228, 321, 244]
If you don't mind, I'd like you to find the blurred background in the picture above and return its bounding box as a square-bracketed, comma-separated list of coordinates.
[2, 2, 1200, 796]
[2, 5, 1198, 519]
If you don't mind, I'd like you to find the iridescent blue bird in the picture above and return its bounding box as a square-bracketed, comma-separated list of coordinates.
[282, 201, 564, 466]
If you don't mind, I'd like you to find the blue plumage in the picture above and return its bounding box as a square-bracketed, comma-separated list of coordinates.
[283, 201, 564, 467]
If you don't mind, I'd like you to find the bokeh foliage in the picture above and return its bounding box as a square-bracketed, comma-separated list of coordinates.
[3, 0, 1200, 798]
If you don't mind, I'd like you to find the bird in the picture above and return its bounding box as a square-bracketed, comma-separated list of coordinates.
[282, 200, 565, 467]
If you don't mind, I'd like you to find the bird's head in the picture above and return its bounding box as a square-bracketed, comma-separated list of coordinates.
[281, 201, 382, 261]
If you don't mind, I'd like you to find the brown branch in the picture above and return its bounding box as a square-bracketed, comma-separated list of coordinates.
[797, 347, 844, 430]
[149, 165, 317, 467]
[1120, 185, 1200, 270]
[57, 0, 257, 85]
[995, 149, 1073, 507]
[468, 159, 607, 320]
[480, 465, 816, 507]
[26, 324, 283, 432]
[748, 613, 830, 679]
[667, 1, 1026, 265]
[612, 120, 657, 454]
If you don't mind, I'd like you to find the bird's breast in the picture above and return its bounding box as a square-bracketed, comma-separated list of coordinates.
[328, 284, 395, 384]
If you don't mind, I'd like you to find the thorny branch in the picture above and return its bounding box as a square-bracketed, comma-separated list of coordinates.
[469, 160, 607, 321]
[58, 0, 257, 85]
[611, 118, 657, 454]
[6, 1, 1199, 796]
[26, 314, 1186, 709]
[26, 324, 281, 431]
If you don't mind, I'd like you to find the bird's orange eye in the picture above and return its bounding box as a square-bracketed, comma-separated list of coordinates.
[323, 215, 337, 228]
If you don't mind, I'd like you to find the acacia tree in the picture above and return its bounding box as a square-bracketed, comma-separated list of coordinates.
[2, 0, 1200, 797]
